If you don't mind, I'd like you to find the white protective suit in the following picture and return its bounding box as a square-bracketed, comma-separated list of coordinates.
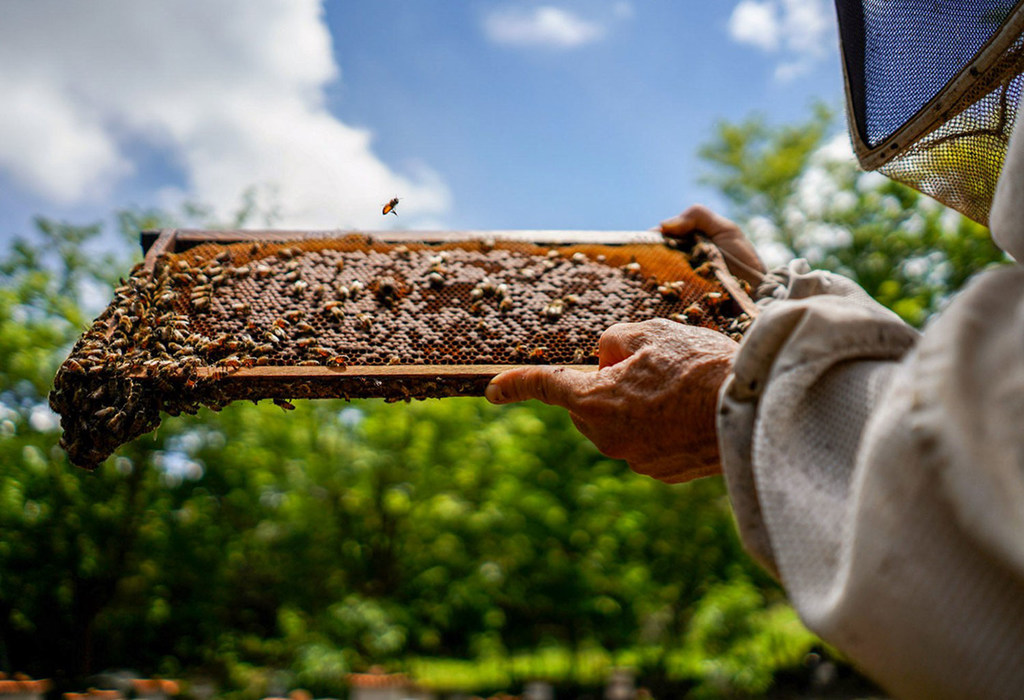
[716, 116, 1024, 698]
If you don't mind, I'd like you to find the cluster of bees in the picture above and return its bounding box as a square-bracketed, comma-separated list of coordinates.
[50, 235, 750, 470]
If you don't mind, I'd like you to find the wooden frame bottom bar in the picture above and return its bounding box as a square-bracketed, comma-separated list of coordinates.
[147, 364, 599, 402]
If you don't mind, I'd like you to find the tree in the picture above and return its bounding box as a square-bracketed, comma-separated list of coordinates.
[0, 206, 785, 698]
[700, 103, 1008, 326]
[10, 117, 995, 695]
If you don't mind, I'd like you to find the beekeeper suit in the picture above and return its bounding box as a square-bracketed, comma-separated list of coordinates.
[716, 111, 1024, 700]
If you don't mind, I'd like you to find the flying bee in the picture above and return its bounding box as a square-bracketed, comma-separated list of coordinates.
[382, 197, 400, 216]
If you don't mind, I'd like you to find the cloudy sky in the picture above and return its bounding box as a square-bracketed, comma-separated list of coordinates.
[0, 0, 843, 245]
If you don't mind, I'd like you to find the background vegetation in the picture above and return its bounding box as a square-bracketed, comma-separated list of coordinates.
[0, 108, 1005, 698]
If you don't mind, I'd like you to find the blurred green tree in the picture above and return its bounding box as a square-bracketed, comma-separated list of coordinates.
[700, 103, 1008, 326]
[3, 104, 1006, 697]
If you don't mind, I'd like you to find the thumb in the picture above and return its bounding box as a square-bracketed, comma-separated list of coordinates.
[485, 365, 594, 408]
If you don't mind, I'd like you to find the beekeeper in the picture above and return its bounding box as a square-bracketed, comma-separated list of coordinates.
[485, 6, 1024, 697]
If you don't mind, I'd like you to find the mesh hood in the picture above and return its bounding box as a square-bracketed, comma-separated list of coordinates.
[836, 0, 1024, 224]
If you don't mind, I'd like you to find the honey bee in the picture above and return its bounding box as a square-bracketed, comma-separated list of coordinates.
[382, 197, 400, 216]
[683, 303, 703, 321]
[693, 261, 715, 278]
[543, 299, 565, 321]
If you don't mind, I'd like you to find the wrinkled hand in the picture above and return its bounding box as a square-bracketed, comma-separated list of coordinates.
[660, 204, 766, 288]
[485, 319, 739, 484]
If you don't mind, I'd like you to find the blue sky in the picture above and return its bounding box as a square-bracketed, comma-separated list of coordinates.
[0, 1, 845, 247]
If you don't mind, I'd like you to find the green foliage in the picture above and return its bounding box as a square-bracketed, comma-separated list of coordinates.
[701, 103, 1008, 326]
[0, 212, 781, 697]
[7, 106, 1004, 696]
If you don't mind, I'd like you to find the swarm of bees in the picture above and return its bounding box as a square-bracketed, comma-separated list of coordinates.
[50, 235, 748, 471]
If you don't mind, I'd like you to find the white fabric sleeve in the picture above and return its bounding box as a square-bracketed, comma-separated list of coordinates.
[717, 263, 1024, 699]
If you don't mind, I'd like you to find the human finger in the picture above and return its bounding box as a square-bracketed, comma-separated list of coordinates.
[659, 205, 766, 285]
[659, 203, 738, 239]
[597, 322, 647, 368]
[485, 365, 595, 408]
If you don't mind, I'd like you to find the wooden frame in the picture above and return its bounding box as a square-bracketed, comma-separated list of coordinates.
[137, 228, 756, 395]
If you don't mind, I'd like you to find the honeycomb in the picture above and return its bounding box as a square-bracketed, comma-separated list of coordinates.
[49, 232, 754, 470]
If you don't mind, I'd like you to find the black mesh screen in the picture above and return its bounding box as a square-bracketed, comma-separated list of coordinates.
[835, 0, 1024, 224]
[838, 0, 1018, 147]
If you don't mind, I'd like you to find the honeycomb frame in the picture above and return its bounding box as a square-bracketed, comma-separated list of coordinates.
[49, 229, 756, 469]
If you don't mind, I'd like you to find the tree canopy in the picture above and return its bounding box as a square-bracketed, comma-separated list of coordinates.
[0, 107, 1001, 698]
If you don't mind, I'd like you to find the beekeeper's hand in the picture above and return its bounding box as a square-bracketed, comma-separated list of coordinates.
[486, 319, 738, 484]
[659, 205, 766, 287]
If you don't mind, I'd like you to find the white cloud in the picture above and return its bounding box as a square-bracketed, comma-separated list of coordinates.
[728, 1, 780, 52]
[0, 75, 130, 204]
[727, 0, 834, 81]
[0, 0, 450, 228]
[482, 5, 619, 49]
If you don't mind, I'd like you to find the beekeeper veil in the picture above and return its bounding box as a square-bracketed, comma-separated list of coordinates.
[835, 0, 1024, 242]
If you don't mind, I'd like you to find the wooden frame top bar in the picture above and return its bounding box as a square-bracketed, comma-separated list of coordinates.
[140, 228, 667, 256]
